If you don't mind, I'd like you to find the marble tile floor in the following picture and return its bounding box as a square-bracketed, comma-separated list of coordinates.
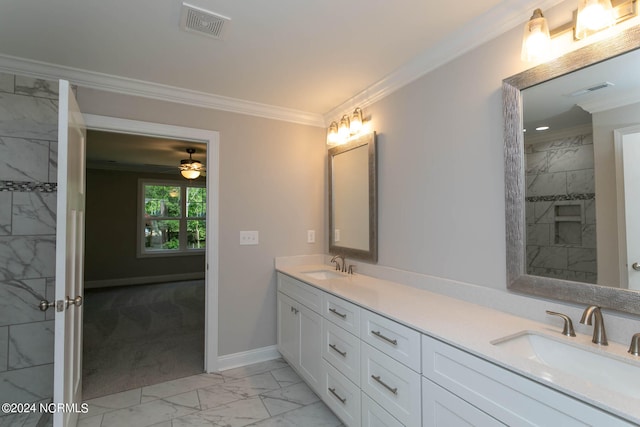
[78, 358, 344, 427]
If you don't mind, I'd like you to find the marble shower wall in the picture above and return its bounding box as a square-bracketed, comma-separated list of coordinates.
[0, 72, 58, 406]
[525, 130, 597, 284]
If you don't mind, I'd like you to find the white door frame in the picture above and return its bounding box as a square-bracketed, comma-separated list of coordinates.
[82, 114, 219, 372]
[614, 124, 640, 290]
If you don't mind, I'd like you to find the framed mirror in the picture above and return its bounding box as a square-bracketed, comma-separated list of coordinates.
[329, 131, 377, 262]
[503, 25, 640, 315]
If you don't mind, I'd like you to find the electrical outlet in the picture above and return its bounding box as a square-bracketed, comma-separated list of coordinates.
[240, 230, 259, 245]
[307, 230, 315, 243]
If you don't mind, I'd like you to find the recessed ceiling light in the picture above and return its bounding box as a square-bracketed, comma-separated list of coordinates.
[536, 126, 550, 131]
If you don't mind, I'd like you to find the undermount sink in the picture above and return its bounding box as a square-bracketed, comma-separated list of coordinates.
[301, 270, 346, 280]
[492, 331, 640, 399]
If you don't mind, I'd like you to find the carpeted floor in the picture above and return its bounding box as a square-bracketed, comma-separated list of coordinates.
[82, 280, 205, 400]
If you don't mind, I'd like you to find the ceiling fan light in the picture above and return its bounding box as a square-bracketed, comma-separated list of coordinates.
[180, 169, 201, 179]
[179, 148, 204, 179]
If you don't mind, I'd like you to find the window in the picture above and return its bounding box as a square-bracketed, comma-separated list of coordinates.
[139, 180, 206, 256]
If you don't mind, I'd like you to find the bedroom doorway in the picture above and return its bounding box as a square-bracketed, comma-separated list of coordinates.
[80, 116, 219, 398]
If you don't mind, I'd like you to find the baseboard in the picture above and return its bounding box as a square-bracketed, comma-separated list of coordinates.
[84, 272, 205, 289]
[216, 345, 281, 372]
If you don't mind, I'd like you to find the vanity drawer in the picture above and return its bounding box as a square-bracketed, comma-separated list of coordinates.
[361, 309, 421, 372]
[323, 292, 360, 335]
[361, 343, 422, 427]
[322, 318, 360, 385]
[421, 334, 634, 426]
[277, 273, 322, 313]
[322, 359, 361, 427]
[361, 392, 404, 427]
[422, 377, 504, 426]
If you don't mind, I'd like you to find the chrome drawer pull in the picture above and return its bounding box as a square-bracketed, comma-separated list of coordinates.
[329, 343, 347, 357]
[371, 375, 398, 395]
[328, 387, 347, 404]
[329, 308, 347, 319]
[371, 330, 398, 346]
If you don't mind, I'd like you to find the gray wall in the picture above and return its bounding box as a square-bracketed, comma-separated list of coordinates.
[76, 88, 327, 357]
[84, 168, 206, 285]
[0, 74, 58, 409]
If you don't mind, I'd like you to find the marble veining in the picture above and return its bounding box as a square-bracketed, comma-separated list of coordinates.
[0, 93, 57, 141]
[0, 279, 46, 326]
[524, 130, 597, 283]
[11, 192, 56, 235]
[0, 137, 52, 182]
[0, 236, 56, 280]
[0, 327, 7, 372]
[0, 71, 57, 421]
[0, 363, 53, 402]
[78, 359, 343, 427]
[0, 192, 10, 235]
[0, 73, 13, 94]
[15, 77, 59, 100]
[8, 320, 54, 369]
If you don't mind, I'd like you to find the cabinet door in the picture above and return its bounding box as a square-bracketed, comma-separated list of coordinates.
[299, 304, 323, 392]
[277, 292, 299, 367]
[422, 377, 504, 427]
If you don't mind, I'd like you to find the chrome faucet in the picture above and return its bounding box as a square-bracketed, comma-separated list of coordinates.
[580, 305, 608, 345]
[331, 254, 346, 272]
[629, 333, 640, 356]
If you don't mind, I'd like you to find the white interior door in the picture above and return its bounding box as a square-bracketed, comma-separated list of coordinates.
[53, 80, 86, 427]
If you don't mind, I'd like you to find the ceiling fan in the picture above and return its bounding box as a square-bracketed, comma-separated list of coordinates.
[179, 148, 206, 180]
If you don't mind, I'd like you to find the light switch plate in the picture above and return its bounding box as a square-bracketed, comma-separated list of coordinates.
[307, 230, 315, 243]
[240, 230, 259, 245]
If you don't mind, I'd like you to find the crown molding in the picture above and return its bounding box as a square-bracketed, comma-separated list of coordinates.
[0, 0, 561, 130]
[0, 54, 325, 128]
[323, 0, 565, 123]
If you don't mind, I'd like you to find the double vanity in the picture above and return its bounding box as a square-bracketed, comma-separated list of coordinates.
[276, 263, 640, 426]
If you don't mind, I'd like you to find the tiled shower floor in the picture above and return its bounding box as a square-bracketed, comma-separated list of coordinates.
[78, 359, 344, 427]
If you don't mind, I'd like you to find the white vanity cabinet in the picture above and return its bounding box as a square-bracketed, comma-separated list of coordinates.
[320, 291, 363, 426]
[421, 334, 635, 427]
[277, 274, 323, 393]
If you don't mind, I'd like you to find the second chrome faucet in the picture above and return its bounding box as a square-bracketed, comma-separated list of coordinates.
[580, 305, 608, 346]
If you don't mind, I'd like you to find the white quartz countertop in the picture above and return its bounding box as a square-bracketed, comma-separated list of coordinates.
[276, 264, 640, 424]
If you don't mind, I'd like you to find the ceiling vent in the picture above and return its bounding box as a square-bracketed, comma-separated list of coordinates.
[180, 2, 230, 40]
[566, 82, 615, 97]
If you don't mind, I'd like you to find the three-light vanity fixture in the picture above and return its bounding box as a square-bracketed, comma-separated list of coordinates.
[521, 0, 638, 62]
[327, 107, 365, 146]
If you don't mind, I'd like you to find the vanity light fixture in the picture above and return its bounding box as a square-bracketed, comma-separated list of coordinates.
[521, 0, 637, 62]
[326, 107, 369, 146]
[350, 107, 363, 134]
[575, 0, 615, 39]
[327, 121, 339, 146]
[338, 115, 351, 142]
[180, 148, 204, 180]
[521, 9, 551, 62]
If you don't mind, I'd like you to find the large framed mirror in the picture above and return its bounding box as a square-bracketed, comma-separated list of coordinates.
[503, 25, 640, 315]
[329, 131, 377, 262]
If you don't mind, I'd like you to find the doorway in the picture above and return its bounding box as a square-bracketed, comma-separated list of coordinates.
[81, 115, 219, 398]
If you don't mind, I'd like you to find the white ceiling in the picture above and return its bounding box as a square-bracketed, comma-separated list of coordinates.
[523, 48, 640, 132]
[0, 0, 551, 122]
